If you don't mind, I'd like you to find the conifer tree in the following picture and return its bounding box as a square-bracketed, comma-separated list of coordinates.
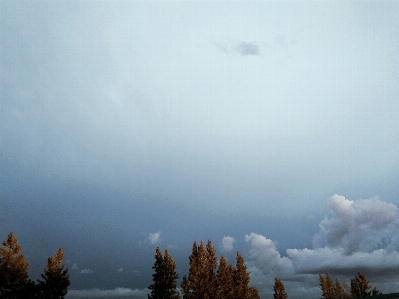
[216, 256, 233, 299]
[319, 273, 335, 299]
[319, 273, 351, 299]
[350, 272, 373, 298]
[181, 241, 217, 299]
[148, 247, 180, 299]
[37, 247, 70, 299]
[273, 278, 288, 299]
[205, 240, 217, 296]
[0, 232, 30, 299]
[232, 252, 259, 299]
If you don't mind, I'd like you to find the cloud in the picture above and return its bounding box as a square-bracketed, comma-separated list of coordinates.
[213, 40, 260, 56]
[236, 42, 260, 56]
[79, 269, 94, 274]
[244, 196, 399, 298]
[245, 233, 293, 277]
[313, 194, 399, 254]
[72, 263, 78, 270]
[287, 247, 399, 275]
[149, 231, 161, 244]
[222, 236, 235, 251]
[67, 288, 149, 298]
[118, 267, 123, 272]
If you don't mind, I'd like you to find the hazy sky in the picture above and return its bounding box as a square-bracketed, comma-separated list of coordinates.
[1, 1, 399, 298]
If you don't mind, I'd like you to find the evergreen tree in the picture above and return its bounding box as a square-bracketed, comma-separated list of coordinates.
[232, 253, 259, 299]
[319, 273, 350, 299]
[148, 247, 180, 299]
[350, 272, 371, 298]
[181, 241, 216, 299]
[0, 232, 30, 299]
[216, 256, 233, 299]
[372, 287, 380, 296]
[273, 278, 288, 299]
[37, 247, 70, 299]
[205, 240, 217, 297]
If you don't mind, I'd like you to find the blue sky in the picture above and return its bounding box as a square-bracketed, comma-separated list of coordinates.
[1, 1, 399, 298]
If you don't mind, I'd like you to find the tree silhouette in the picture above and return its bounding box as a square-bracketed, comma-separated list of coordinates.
[273, 277, 288, 299]
[37, 247, 70, 299]
[148, 247, 180, 299]
[0, 232, 30, 299]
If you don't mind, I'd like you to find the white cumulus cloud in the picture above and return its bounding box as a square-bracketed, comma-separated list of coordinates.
[244, 195, 399, 298]
[222, 236, 234, 251]
[149, 231, 161, 244]
[245, 232, 293, 277]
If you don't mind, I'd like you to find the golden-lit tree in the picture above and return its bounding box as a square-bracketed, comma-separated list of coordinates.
[319, 273, 352, 299]
[0, 232, 30, 298]
[37, 247, 70, 299]
[148, 247, 180, 299]
[216, 256, 233, 299]
[350, 272, 380, 298]
[181, 241, 217, 299]
[232, 252, 260, 299]
[273, 277, 288, 299]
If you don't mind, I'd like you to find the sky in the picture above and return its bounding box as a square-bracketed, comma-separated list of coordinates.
[1, 1, 399, 298]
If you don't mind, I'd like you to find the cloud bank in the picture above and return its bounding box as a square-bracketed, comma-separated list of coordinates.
[245, 195, 399, 298]
[67, 288, 149, 298]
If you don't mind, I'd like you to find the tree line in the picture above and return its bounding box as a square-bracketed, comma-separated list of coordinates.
[318, 272, 380, 299]
[148, 240, 260, 299]
[0, 232, 70, 299]
[1, 232, 383, 299]
[148, 242, 383, 299]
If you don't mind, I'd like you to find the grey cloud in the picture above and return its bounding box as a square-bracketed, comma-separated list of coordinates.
[245, 196, 399, 298]
[236, 42, 260, 56]
[80, 269, 94, 274]
[213, 41, 260, 56]
[67, 287, 149, 298]
[312, 195, 399, 254]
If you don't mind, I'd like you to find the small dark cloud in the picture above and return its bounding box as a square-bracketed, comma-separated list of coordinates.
[212, 41, 260, 56]
[236, 42, 260, 56]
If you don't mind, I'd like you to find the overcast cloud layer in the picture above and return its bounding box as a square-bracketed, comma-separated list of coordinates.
[1, 1, 399, 299]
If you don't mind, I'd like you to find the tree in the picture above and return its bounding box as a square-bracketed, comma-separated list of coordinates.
[232, 252, 259, 299]
[0, 232, 30, 299]
[319, 273, 350, 299]
[181, 241, 217, 299]
[216, 256, 233, 299]
[350, 272, 371, 298]
[148, 247, 180, 299]
[273, 278, 288, 299]
[37, 247, 70, 299]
